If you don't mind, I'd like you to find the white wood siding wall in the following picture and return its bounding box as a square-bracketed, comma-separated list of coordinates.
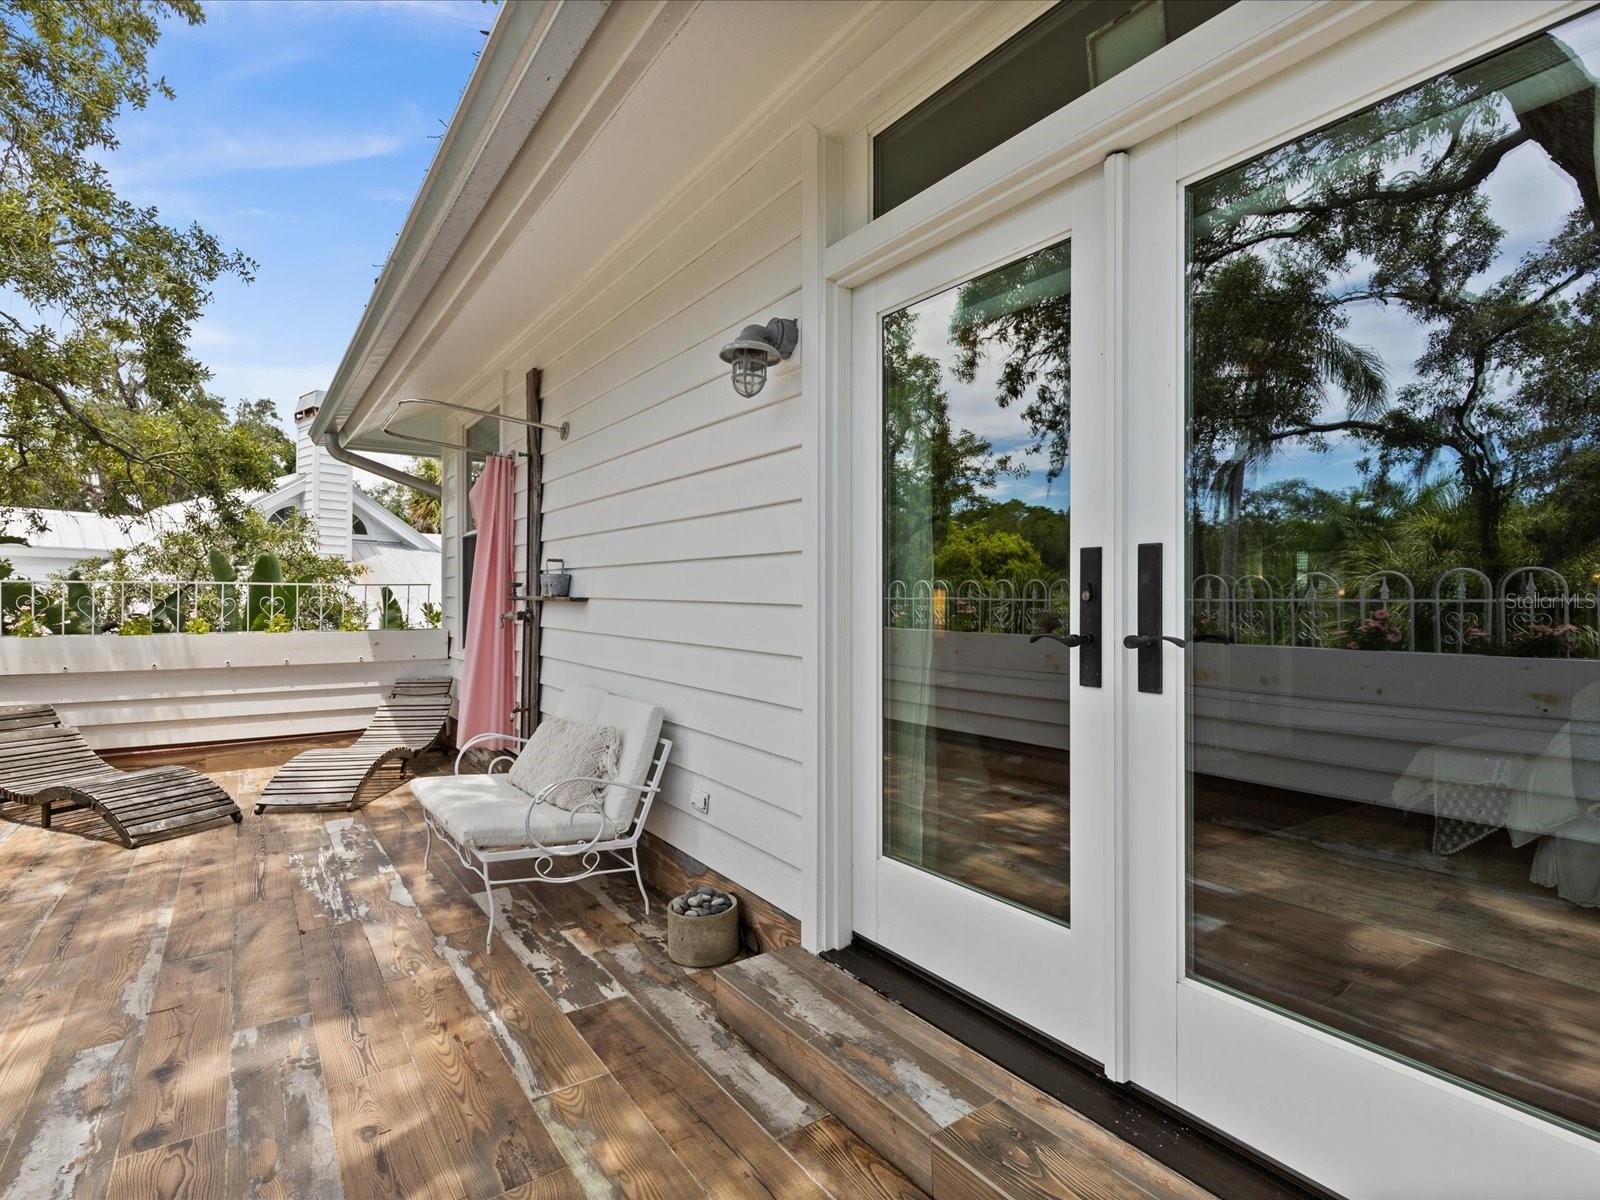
[0, 630, 449, 750]
[442, 449, 464, 659]
[518, 131, 806, 913]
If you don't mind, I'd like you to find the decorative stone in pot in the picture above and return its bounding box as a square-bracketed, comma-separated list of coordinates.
[666, 884, 739, 968]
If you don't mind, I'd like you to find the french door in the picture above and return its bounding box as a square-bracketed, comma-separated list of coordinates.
[848, 1, 1600, 1194]
[1121, 2, 1600, 1195]
[850, 173, 1114, 1057]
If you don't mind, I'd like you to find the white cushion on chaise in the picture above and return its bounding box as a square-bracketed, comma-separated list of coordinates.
[412, 685, 672, 952]
[414, 772, 617, 848]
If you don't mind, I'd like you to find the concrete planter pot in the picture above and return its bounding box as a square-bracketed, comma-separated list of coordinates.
[666, 893, 740, 967]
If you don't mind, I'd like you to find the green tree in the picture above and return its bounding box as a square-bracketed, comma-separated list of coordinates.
[370, 457, 442, 533]
[949, 239, 1072, 481]
[0, 0, 277, 532]
[933, 523, 1046, 588]
[77, 508, 356, 590]
[882, 309, 1012, 585]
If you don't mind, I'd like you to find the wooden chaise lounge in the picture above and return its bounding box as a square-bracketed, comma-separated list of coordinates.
[0, 704, 243, 847]
[254, 677, 453, 814]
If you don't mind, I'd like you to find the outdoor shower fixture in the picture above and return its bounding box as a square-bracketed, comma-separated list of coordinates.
[719, 318, 797, 398]
[393, 396, 569, 441]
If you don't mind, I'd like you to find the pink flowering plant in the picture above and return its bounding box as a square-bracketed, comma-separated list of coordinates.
[1502, 621, 1586, 659]
[1329, 607, 1406, 651]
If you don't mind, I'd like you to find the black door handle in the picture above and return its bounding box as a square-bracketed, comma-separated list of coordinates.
[1032, 632, 1096, 648]
[1132, 543, 1175, 693]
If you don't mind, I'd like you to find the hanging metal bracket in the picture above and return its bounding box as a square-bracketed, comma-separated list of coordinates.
[376, 406, 530, 457]
[396, 396, 568, 440]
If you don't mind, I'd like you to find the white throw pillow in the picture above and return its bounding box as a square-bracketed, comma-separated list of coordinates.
[506, 716, 621, 813]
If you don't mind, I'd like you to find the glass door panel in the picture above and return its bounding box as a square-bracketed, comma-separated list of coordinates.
[883, 240, 1074, 926]
[853, 177, 1109, 1055]
[1183, 7, 1600, 1140]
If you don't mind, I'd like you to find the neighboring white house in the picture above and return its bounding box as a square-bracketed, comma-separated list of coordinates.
[305, 3, 1600, 1196]
[2, 390, 440, 617]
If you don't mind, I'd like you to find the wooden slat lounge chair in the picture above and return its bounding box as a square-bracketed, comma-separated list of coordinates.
[254, 677, 453, 814]
[0, 704, 243, 847]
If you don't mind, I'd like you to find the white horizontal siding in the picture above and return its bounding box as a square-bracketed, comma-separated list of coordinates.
[0, 630, 450, 750]
[509, 131, 807, 912]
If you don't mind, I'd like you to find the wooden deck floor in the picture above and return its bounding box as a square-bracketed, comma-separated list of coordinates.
[0, 741, 926, 1200]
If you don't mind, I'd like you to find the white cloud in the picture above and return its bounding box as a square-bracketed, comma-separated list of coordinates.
[365, 185, 414, 206]
[111, 117, 425, 185]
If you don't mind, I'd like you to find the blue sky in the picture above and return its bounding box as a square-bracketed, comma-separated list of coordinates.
[105, 0, 494, 435]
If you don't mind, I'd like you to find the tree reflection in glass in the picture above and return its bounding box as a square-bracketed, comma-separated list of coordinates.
[1185, 13, 1600, 1136]
[882, 241, 1073, 924]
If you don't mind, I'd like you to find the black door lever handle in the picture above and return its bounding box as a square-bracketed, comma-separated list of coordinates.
[1031, 632, 1095, 648]
[1122, 633, 1186, 649]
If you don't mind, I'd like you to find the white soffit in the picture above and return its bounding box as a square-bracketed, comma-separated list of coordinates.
[340, 0, 871, 446]
[314, 0, 604, 446]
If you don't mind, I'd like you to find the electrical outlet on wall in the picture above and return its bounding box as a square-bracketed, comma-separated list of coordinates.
[690, 788, 711, 815]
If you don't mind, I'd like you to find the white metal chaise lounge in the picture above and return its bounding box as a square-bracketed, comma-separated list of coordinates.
[0, 703, 243, 846]
[255, 677, 454, 814]
[414, 685, 670, 951]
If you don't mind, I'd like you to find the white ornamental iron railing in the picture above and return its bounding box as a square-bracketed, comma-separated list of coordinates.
[1190, 566, 1599, 654]
[0, 579, 436, 637]
[885, 578, 1072, 635]
[886, 568, 1600, 656]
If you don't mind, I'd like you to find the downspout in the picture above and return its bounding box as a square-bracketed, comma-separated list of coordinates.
[320, 429, 442, 497]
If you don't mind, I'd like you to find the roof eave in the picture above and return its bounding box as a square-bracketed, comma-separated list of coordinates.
[312, 0, 606, 445]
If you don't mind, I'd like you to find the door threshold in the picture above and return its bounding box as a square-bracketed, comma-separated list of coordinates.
[824, 937, 1341, 1200]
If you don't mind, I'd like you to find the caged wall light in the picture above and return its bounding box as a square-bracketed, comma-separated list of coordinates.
[719, 318, 798, 398]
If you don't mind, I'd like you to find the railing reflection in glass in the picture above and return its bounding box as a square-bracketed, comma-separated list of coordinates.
[1185, 9, 1600, 1138]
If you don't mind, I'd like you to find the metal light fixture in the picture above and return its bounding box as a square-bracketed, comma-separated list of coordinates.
[719, 318, 797, 398]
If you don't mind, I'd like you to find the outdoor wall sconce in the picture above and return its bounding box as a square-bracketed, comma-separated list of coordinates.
[719, 318, 797, 398]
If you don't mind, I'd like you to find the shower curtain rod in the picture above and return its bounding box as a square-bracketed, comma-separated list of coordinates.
[396, 396, 569, 440]
[376, 416, 530, 458]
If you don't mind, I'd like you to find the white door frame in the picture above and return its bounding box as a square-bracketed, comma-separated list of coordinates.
[805, 0, 1415, 962]
[845, 176, 1112, 1057]
[1121, 2, 1600, 1194]
[805, 1, 1600, 1191]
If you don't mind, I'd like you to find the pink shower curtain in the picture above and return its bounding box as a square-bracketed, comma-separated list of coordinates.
[457, 454, 516, 749]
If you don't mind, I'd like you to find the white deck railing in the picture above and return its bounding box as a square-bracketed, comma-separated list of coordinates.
[0, 578, 437, 636]
[885, 568, 1600, 656]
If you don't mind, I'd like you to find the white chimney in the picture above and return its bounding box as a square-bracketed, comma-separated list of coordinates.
[293, 389, 353, 561]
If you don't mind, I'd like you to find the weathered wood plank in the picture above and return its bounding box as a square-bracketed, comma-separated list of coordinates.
[301, 922, 410, 1087]
[0, 957, 83, 1171]
[715, 953, 988, 1193]
[599, 938, 822, 1139]
[489, 1169, 587, 1200]
[59, 882, 176, 1056]
[571, 996, 822, 1198]
[386, 966, 567, 1198]
[772, 950, 1207, 1198]
[118, 995, 231, 1156]
[782, 1117, 929, 1200]
[10, 854, 135, 969]
[226, 1013, 345, 1200]
[287, 819, 371, 931]
[338, 817, 447, 981]
[327, 1062, 465, 1200]
[361, 794, 492, 935]
[480, 886, 627, 1013]
[434, 928, 606, 1101]
[233, 900, 310, 1030]
[532, 1074, 703, 1200]
[106, 1128, 227, 1200]
[0, 1032, 142, 1200]
[933, 1098, 1206, 1200]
